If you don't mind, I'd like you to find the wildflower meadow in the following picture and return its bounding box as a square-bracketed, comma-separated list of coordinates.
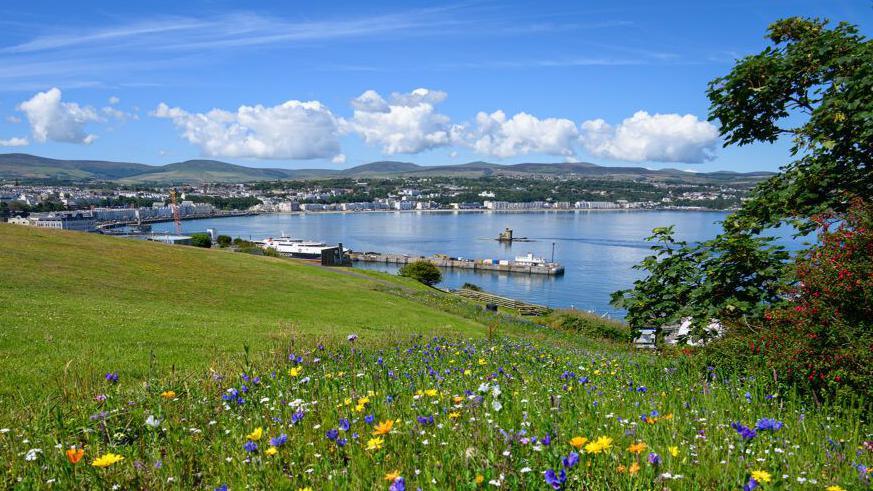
[1, 335, 869, 489]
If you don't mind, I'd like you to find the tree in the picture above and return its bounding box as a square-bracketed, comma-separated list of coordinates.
[190, 232, 212, 248]
[216, 235, 232, 248]
[399, 261, 442, 286]
[707, 17, 873, 234]
[613, 17, 872, 339]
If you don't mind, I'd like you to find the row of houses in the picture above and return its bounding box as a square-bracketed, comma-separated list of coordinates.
[7, 202, 217, 231]
[483, 200, 637, 210]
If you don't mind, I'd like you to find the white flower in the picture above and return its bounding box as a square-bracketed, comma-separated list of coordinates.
[491, 385, 501, 397]
[145, 415, 162, 428]
[24, 448, 42, 461]
[0, 428, 9, 433]
[491, 400, 503, 412]
[520, 467, 532, 473]
[478, 383, 490, 393]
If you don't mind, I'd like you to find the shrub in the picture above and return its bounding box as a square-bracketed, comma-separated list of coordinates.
[217, 235, 232, 247]
[755, 199, 873, 405]
[190, 232, 212, 248]
[543, 310, 634, 343]
[398, 261, 442, 286]
[461, 282, 482, 291]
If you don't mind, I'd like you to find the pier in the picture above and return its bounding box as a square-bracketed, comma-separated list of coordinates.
[349, 251, 564, 275]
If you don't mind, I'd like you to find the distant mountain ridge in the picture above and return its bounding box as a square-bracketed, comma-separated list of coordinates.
[0, 153, 774, 185]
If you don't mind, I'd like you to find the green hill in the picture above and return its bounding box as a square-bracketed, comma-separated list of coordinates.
[0, 224, 492, 407]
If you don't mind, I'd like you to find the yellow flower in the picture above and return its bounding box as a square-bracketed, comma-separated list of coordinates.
[449, 412, 461, 419]
[357, 396, 370, 405]
[160, 390, 176, 399]
[668, 446, 679, 457]
[826, 486, 846, 491]
[372, 419, 394, 436]
[354, 403, 366, 412]
[464, 369, 472, 376]
[424, 389, 438, 397]
[627, 441, 647, 454]
[478, 358, 487, 366]
[751, 470, 772, 483]
[453, 395, 464, 404]
[384, 470, 401, 481]
[265, 446, 278, 456]
[366, 437, 384, 451]
[289, 366, 303, 377]
[628, 462, 640, 475]
[584, 436, 613, 454]
[298, 488, 313, 491]
[91, 453, 124, 468]
[569, 436, 588, 449]
[475, 474, 484, 485]
[344, 397, 352, 406]
[616, 464, 627, 474]
[246, 427, 263, 441]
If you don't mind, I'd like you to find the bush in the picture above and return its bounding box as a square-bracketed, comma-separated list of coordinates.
[216, 235, 232, 247]
[461, 282, 482, 291]
[543, 310, 634, 343]
[398, 261, 442, 286]
[756, 199, 873, 405]
[190, 232, 212, 248]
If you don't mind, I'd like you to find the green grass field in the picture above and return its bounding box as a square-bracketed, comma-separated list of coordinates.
[0, 224, 495, 409]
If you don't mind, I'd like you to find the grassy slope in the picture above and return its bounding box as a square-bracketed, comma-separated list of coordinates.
[0, 224, 490, 406]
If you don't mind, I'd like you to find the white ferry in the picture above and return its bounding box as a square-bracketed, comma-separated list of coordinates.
[513, 253, 550, 266]
[257, 234, 343, 259]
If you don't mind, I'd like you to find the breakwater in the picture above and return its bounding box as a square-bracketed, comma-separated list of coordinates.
[349, 251, 564, 275]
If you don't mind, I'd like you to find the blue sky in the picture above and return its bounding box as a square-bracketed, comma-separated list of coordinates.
[0, 1, 869, 172]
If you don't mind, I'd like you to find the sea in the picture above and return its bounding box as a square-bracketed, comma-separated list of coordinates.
[150, 210, 807, 319]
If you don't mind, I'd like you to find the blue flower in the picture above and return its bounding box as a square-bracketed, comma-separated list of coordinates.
[416, 415, 434, 426]
[544, 469, 566, 489]
[562, 451, 579, 468]
[389, 476, 406, 491]
[291, 408, 305, 425]
[754, 418, 783, 432]
[105, 372, 119, 384]
[215, 485, 228, 491]
[269, 434, 288, 447]
[647, 452, 661, 465]
[339, 418, 351, 431]
[731, 422, 757, 440]
[743, 478, 759, 491]
[243, 441, 258, 453]
[326, 428, 339, 441]
[365, 414, 375, 425]
[337, 438, 348, 447]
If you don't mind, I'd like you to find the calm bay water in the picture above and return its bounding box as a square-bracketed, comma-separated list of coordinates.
[151, 211, 804, 318]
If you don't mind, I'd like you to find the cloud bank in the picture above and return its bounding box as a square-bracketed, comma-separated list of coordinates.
[152, 92, 719, 163]
[18, 88, 101, 144]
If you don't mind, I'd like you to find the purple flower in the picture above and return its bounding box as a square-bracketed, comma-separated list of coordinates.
[326, 429, 339, 441]
[745, 392, 752, 402]
[105, 372, 119, 384]
[94, 394, 107, 402]
[541, 433, 552, 446]
[389, 477, 405, 491]
[743, 478, 759, 491]
[731, 422, 757, 440]
[544, 469, 566, 489]
[270, 434, 288, 447]
[336, 438, 348, 447]
[347, 334, 358, 342]
[215, 486, 228, 491]
[243, 441, 258, 453]
[754, 418, 783, 432]
[647, 452, 661, 465]
[637, 386, 647, 393]
[339, 418, 351, 431]
[562, 451, 579, 468]
[291, 408, 305, 425]
[364, 414, 375, 425]
[416, 415, 434, 426]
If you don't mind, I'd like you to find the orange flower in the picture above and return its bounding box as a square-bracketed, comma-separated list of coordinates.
[629, 462, 640, 475]
[627, 441, 647, 454]
[160, 390, 176, 399]
[66, 447, 84, 464]
[372, 419, 394, 436]
[569, 436, 588, 449]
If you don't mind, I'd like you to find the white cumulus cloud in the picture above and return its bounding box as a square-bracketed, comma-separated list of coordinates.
[18, 87, 101, 144]
[580, 111, 719, 163]
[0, 136, 28, 147]
[465, 110, 579, 158]
[153, 100, 342, 160]
[344, 88, 458, 154]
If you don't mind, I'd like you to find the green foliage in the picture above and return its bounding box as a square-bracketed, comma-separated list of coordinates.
[398, 261, 442, 286]
[611, 226, 788, 340]
[542, 310, 633, 343]
[708, 17, 873, 233]
[461, 282, 483, 291]
[216, 235, 232, 247]
[189, 232, 212, 248]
